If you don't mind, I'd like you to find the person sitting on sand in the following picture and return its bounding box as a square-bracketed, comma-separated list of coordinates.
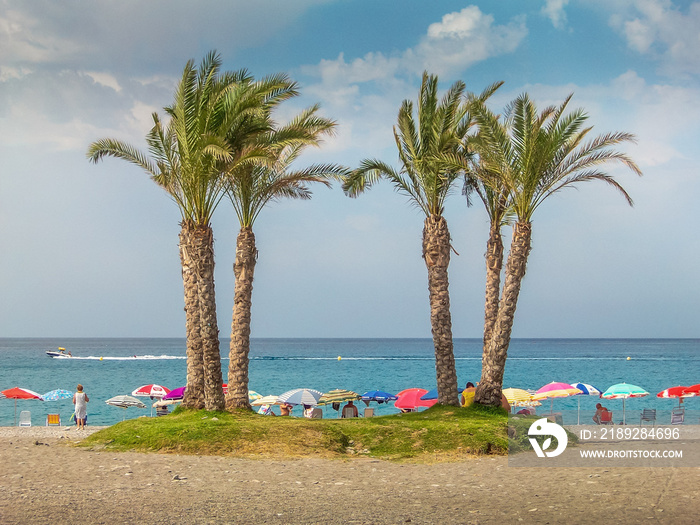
[593, 403, 608, 424]
[341, 400, 358, 418]
[280, 403, 292, 416]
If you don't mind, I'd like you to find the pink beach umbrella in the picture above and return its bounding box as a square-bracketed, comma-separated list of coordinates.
[531, 382, 582, 414]
[394, 388, 437, 411]
[162, 386, 186, 401]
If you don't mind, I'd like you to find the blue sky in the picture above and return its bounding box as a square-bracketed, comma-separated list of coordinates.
[1, 0, 699, 338]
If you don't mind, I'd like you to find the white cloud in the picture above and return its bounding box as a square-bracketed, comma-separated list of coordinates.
[610, 0, 700, 76]
[541, 0, 570, 28]
[303, 5, 527, 86]
[82, 71, 122, 92]
[299, 6, 528, 160]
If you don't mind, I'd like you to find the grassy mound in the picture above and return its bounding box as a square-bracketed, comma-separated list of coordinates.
[80, 404, 508, 462]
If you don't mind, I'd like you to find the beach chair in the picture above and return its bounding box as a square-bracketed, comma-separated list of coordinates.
[18, 411, 31, 427]
[45, 414, 61, 426]
[671, 407, 685, 425]
[363, 408, 374, 418]
[342, 406, 358, 418]
[640, 408, 656, 426]
[600, 410, 613, 425]
[310, 408, 323, 419]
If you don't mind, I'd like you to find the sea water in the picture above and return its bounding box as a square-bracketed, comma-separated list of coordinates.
[0, 338, 698, 426]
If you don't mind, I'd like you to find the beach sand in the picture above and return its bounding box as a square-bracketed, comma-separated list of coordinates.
[1, 427, 699, 524]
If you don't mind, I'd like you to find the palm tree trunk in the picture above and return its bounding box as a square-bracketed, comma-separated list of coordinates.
[423, 215, 459, 406]
[179, 223, 205, 409]
[192, 224, 225, 411]
[226, 226, 257, 411]
[482, 223, 504, 351]
[476, 221, 532, 406]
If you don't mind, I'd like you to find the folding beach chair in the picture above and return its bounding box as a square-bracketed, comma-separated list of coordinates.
[640, 408, 656, 426]
[671, 407, 684, 425]
[600, 410, 613, 425]
[46, 414, 61, 426]
[363, 408, 374, 418]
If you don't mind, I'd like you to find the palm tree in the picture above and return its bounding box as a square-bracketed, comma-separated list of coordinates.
[469, 93, 642, 406]
[343, 72, 470, 406]
[223, 104, 344, 410]
[87, 52, 239, 411]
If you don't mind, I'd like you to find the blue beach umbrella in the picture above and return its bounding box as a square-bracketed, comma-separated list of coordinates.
[360, 390, 398, 404]
[420, 388, 465, 401]
[570, 382, 602, 425]
[41, 389, 74, 401]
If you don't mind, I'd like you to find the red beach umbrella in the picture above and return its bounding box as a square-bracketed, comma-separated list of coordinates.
[683, 384, 700, 396]
[131, 384, 171, 398]
[395, 388, 437, 411]
[1, 387, 44, 426]
[657, 386, 695, 398]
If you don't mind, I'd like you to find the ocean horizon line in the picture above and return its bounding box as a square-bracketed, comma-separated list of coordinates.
[2, 336, 699, 341]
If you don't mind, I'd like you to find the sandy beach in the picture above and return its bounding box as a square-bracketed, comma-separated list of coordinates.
[1, 427, 698, 524]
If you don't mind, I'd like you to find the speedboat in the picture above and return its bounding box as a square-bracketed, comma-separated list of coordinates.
[46, 350, 72, 358]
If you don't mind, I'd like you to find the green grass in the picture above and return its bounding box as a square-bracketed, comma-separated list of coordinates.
[80, 404, 508, 462]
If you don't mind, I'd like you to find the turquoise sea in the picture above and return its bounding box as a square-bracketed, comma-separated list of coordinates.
[1, 338, 698, 426]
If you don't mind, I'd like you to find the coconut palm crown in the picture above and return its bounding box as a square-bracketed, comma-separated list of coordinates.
[87, 52, 245, 411]
[224, 102, 347, 410]
[469, 92, 642, 406]
[344, 72, 472, 406]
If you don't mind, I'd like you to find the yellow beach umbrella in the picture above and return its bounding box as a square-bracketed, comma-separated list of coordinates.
[503, 388, 532, 404]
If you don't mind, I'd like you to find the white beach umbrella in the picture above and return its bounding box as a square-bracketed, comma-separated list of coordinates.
[277, 388, 323, 406]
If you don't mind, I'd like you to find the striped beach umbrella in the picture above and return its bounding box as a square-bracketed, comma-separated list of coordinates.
[503, 388, 532, 404]
[317, 389, 361, 406]
[532, 382, 582, 414]
[570, 382, 602, 424]
[278, 388, 323, 406]
[248, 390, 263, 403]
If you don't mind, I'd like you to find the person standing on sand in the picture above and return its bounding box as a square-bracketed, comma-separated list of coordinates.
[73, 384, 89, 430]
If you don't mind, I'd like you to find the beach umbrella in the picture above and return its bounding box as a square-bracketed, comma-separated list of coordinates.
[502, 388, 532, 404]
[657, 385, 695, 407]
[41, 389, 74, 401]
[532, 382, 582, 415]
[420, 388, 466, 401]
[682, 384, 700, 396]
[601, 383, 649, 424]
[106, 395, 146, 420]
[248, 390, 263, 403]
[317, 389, 361, 406]
[131, 384, 170, 398]
[162, 386, 186, 401]
[251, 395, 280, 406]
[570, 382, 603, 425]
[395, 388, 437, 411]
[360, 390, 397, 404]
[278, 388, 323, 406]
[1, 387, 44, 425]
